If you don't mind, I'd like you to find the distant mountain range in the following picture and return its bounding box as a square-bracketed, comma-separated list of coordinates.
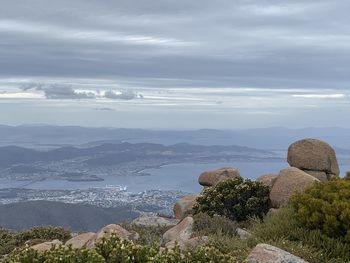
[0, 142, 270, 169]
[0, 201, 138, 231]
[0, 125, 350, 149]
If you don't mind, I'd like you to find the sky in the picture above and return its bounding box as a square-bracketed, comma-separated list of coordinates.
[1, 0, 350, 129]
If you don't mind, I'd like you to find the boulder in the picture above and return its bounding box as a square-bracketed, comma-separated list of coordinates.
[132, 214, 179, 227]
[303, 170, 328, 182]
[162, 216, 193, 245]
[198, 167, 241, 187]
[247, 243, 308, 263]
[65, 232, 95, 249]
[256, 173, 279, 188]
[235, 228, 251, 240]
[86, 224, 137, 248]
[165, 236, 208, 250]
[173, 195, 197, 220]
[31, 239, 62, 252]
[270, 167, 319, 207]
[287, 138, 339, 179]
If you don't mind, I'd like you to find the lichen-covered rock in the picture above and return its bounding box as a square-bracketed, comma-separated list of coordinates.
[270, 167, 319, 207]
[31, 239, 62, 252]
[256, 173, 279, 188]
[287, 138, 339, 179]
[65, 232, 95, 249]
[198, 167, 241, 187]
[132, 214, 179, 227]
[173, 195, 197, 219]
[162, 216, 193, 245]
[247, 243, 309, 263]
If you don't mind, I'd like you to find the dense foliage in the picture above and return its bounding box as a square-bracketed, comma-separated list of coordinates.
[3, 234, 237, 263]
[250, 206, 350, 263]
[0, 226, 71, 256]
[291, 178, 350, 242]
[193, 177, 271, 221]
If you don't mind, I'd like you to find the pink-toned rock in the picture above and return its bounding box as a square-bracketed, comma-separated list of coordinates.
[256, 173, 279, 188]
[270, 167, 319, 207]
[31, 239, 62, 252]
[198, 167, 241, 187]
[173, 195, 197, 219]
[287, 138, 339, 179]
[303, 170, 328, 182]
[132, 214, 179, 227]
[86, 224, 137, 248]
[247, 243, 308, 263]
[65, 232, 95, 249]
[162, 216, 193, 245]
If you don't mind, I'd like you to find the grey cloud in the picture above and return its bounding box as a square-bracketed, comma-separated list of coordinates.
[104, 90, 137, 100]
[21, 83, 96, 99]
[1, 0, 350, 90]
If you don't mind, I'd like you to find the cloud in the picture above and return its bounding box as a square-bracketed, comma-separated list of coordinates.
[292, 94, 346, 99]
[21, 83, 96, 99]
[104, 90, 137, 100]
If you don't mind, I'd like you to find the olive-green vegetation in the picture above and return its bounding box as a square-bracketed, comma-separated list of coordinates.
[193, 177, 271, 221]
[0, 226, 71, 256]
[2, 177, 350, 263]
[291, 178, 350, 242]
[3, 234, 237, 263]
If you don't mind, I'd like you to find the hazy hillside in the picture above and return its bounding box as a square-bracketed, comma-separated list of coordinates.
[0, 201, 139, 231]
[1, 125, 350, 149]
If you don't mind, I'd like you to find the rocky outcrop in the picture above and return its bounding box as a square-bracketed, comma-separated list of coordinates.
[287, 138, 339, 181]
[132, 214, 179, 227]
[162, 216, 193, 245]
[247, 243, 308, 263]
[31, 239, 62, 252]
[256, 173, 278, 188]
[173, 195, 197, 220]
[270, 167, 319, 207]
[65, 232, 95, 249]
[86, 224, 137, 248]
[198, 167, 241, 187]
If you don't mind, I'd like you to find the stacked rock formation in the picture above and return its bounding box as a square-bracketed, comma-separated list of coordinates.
[173, 167, 242, 219]
[287, 138, 339, 181]
[257, 138, 339, 208]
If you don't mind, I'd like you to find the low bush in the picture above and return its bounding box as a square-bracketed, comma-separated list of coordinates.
[3, 234, 237, 263]
[193, 177, 271, 221]
[250, 206, 350, 263]
[0, 226, 71, 256]
[291, 178, 350, 242]
[193, 213, 238, 236]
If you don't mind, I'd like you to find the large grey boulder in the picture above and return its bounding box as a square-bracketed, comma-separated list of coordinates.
[247, 243, 309, 263]
[198, 167, 241, 187]
[31, 239, 62, 252]
[65, 232, 95, 249]
[256, 173, 279, 188]
[287, 138, 339, 180]
[270, 167, 319, 207]
[173, 195, 197, 220]
[162, 216, 193, 245]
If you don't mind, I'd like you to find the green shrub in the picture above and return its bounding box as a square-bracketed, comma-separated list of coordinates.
[193, 177, 271, 221]
[0, 226, 71, 257]
[15, 226, 71, 244]
[193, 213, 238, 236]
[3, 234, 237, 263]
[291, 178, 350, 242]
[250, 206, 350, 263]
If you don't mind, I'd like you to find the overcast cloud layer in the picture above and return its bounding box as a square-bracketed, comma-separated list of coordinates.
[1, 0, 350, 129]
